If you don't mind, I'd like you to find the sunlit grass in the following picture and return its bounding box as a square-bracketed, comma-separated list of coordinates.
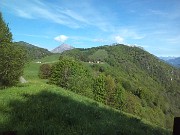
[34, 53, 61, 63]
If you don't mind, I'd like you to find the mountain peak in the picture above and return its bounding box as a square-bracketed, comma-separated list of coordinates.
[51, 43, 74, 53]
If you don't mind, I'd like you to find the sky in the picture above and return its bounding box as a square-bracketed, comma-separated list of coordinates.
[0, 0, 180, 57]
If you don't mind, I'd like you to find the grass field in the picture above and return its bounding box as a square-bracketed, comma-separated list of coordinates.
[0, 54, 171, 135]
[34, 53, 61, 63]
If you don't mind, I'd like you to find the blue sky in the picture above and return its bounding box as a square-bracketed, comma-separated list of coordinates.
[0, 0, 180, 56]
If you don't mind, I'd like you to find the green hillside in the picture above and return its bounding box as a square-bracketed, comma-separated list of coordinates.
[0, 54, 170, 135]
[61, 44, 180, 129]
[34, 53, 61, 63]
[14, 41, 52, 61]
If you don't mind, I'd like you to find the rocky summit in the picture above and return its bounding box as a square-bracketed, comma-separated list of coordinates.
[51, 43, 74, 53]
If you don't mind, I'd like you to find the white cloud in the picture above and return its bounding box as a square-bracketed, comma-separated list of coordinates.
[54, 35, 69, 42]
[15, 9, 34, 19]
[1, 0, 115, 30]
[115, 36, 124, 43]
[2, 0, 81, 28]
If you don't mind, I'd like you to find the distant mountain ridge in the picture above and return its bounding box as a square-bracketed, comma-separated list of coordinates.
[159, 56, 177, 61]
[51, 43, 74, 53]
[167, 57, 180, 67]
[159, 56, 180, 68]
[14, 41, 52, 60]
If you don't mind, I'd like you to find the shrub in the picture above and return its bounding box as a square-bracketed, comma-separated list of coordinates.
[50, 57, 93, 96]
[38, 64, 52, 79]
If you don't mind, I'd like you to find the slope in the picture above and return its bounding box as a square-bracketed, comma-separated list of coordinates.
[51, 43, 74, 53]
[0, 55, 170, 135]
[61, 44, 180, 129]
[14, 41, 52, 60]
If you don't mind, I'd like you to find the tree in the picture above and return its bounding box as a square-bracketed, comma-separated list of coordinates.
[0, 13, 12, 43]
[105, 75, 116, 106]
[50, 57, 92, 96]
[0, 12, 26, 86]
[0, 43, 26, 86]
[114, 83, 126, 110]
[93, 74, 106, 103]
[39, 64, 52, 79]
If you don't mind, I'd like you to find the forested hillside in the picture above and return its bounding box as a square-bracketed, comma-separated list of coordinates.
[14, 41, 52, 61]
[59, 44, 180, 129]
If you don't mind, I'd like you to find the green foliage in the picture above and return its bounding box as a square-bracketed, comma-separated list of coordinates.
[61, 49, 89, 62]
[93, 74, 125, 108]
[0, 43, 26, 86]
[88, 49, 108, 62]
[38, 64, 52, 79]
[93, 74, 106, 103]
[123, 92, 143, 116]
[105, 75, 116, 106]
[14, 41, 52, 61]
[91, 63, 110, 73]
[0, 13, 12, 43]
[50, 57, 93, 97]
[50, 57, 85, 88]
[67, 74, 93, 98]
[28, 43, 179, 130]
[114, 83, 126, 109]
[60, 44, 180, 129]
[122, 80, 135, 92]
[0, 13, 26, 87]
[0, 53, 171, 134]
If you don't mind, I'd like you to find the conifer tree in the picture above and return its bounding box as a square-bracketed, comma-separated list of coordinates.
[0, 12, 26, 86]
[0, 13, 12, 43]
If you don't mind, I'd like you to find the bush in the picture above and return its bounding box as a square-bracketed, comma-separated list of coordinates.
[38, 64, 52, 79]
[50, 57, 93, 96]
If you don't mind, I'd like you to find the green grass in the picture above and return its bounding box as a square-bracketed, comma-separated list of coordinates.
[34, 53, 61, 63]
[0, 56, 171, 135]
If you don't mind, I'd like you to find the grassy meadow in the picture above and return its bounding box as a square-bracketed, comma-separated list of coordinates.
[0, 54, 171, 135]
